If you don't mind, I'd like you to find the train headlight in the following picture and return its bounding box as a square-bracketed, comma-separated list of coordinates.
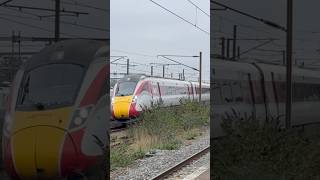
[132, 95, 138, 103]
[69, 105, 93, 130]
[74, 117, 83, 126]
[111, 97, 114, 104]
[79, 108, 89, 119]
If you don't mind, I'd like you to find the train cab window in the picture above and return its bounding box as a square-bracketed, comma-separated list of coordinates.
[17, 64, 85, 110]
[115, 81, 137, 96]
[140, 83, 149, 96]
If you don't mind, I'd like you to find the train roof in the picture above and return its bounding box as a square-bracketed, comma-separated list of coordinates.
[23, 39, 107, 70]
[118, 74, 210, 86]
[118, 74, 146, 82]
[213, 58, 320, 82]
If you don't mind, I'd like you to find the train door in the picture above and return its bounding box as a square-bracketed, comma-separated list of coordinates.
[248, 74, 257, 119]
[137, 81, 153, 109]
[194, 84, 198, 101]
[272, 72, 286, 126]
[270, 72, 280, 119]
[187, 85, 190, 100]
[190, 83, 194, 100]
[157, 82, 163, 105]
[152, 81, 160, 105]
[249, 72, 267, 121]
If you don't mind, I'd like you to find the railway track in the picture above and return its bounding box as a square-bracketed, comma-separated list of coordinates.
[110, 126, 131, 148]
[111, 127, 127, 133]
[150, 146, 210, 180]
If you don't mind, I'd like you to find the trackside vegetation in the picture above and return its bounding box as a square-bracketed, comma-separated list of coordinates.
[212, 109, 320, 180]
[110, 100, 209, 170]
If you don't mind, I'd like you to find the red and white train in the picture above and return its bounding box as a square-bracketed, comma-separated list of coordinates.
[212, 58, 320, 138]
[2, 40, 109, 179]
[111, 74, 210, 120]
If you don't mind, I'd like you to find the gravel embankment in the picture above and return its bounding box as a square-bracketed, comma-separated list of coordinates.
[111, 130, 209, 180]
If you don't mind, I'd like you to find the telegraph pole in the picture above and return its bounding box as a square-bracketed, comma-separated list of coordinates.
[151, 66, 153, 76]
[11, 31, 14, 81]
[221, 37, 225, 58]
[55, 0, 60, 42]
[18, 31, 21, 61]
[286, 0, 293, 129]
[282, 50, 286, 65]
[226, 38, 230, 59]
[126, 59, 130, 75]
[232, 25, 237, 60]
[163, 65, 165, 77]
[182, 69, 185, 80]
[199, 51, 202, 102]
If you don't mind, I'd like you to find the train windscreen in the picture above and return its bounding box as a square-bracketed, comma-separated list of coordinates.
[115, 81, 137, 96]
[16, 64, 85, 110]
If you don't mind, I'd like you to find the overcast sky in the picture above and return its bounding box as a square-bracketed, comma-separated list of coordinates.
[0, 0, 108, 53]
[111, 0, 210, 82]
[2, 1, 320, 81]
[211, 0, 320, 67]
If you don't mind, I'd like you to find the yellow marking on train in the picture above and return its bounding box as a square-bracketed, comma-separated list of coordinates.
[12, 128, 37, 177]
[12, 107, 73, 178]
[113, 96, 133, 119]
[35, 126, 65, 177]
[13, 107, 72, 132]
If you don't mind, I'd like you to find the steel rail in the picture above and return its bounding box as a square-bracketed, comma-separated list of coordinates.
[151, 146, 210, 180]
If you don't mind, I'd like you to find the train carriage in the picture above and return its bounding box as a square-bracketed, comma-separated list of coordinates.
[2, 39, 109, 179]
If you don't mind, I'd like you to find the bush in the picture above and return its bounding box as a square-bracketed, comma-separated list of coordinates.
[212, 110, 320, 179]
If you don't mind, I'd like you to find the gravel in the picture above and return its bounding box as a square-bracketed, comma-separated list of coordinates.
[166, 153, 209, 180]
[111, 130, 209, 180]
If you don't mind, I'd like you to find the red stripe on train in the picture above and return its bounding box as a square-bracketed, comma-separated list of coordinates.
[80, 66, 107, 107]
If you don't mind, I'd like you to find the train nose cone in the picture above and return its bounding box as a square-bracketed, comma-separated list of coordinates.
[11, 126, 73, 179]
[113, 96, 133, 119]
